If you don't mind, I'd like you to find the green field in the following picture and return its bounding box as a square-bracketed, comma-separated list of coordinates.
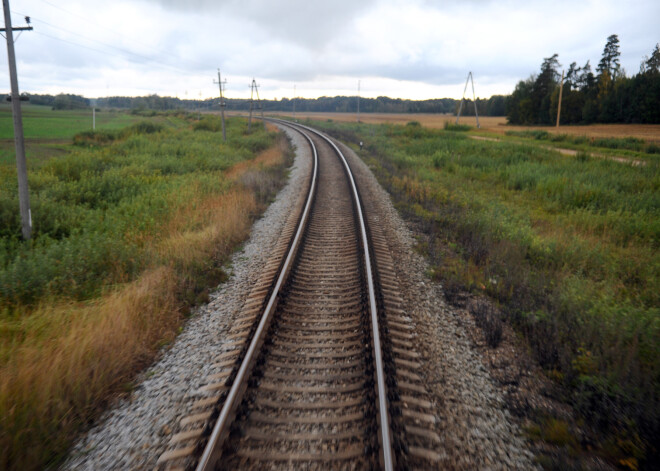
[313, 118, 659, 469]
[0, 111, 288, 470]
[0, 104, 143, 140]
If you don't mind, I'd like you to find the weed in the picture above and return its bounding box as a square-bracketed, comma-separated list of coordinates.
[310, 118, 660, 469]
[444, 121, 472, 131]
[470, 299, 503, 348]
[0, 115, 288, 470]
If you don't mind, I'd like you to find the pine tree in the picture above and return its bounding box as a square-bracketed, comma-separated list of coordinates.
[645, 43, 660, 73]
[597, 34, 621, 79]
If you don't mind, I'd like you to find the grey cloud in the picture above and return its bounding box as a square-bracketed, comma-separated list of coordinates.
[142, 0, 377, 49]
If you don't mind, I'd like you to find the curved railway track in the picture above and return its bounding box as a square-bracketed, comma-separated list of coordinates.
[157, 121, 441, 470]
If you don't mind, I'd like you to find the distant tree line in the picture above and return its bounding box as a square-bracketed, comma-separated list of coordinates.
[507, 35, 660, 125]
[452, 95, 507, 117]
[17, 92, 510, 116]
[27, 93, 90, 110]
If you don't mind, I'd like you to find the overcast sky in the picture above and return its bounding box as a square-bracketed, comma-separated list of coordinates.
[1, 0, 658, 100]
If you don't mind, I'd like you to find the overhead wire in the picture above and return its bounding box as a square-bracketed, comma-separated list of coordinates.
[38, 0, 172, 60]
[3, 5, 218, 95]
[9, 9, 196, 76]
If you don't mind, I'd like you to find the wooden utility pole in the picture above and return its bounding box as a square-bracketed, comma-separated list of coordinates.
[556, 70, 564, 128]
[214, 69, 227, 141]
[2, 0, 33, 239]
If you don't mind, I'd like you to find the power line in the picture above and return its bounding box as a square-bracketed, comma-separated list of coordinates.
[38, 0, 170, 60]
[9, 11, 193, 77]
[32, 30, 115, 57]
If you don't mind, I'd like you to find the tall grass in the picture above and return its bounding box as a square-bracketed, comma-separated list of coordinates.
[0, 104, 144, 140]
[505, 129, 660, 155]
[313, 119, 659, 469]
[0, 115, 291, 469]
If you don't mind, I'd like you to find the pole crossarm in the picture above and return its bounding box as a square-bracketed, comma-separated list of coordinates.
[0, 25, 32, 32]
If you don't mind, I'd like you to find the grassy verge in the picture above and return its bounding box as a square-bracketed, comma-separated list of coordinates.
[0, 114, 292, 469]
[312, 119, 659, 470]
[503, 129, 660, 158]
[0, 104, 146, 140]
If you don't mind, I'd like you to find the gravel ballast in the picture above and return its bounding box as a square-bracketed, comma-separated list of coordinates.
[62, 125, 537, 470]
[338, 137, 538, 470]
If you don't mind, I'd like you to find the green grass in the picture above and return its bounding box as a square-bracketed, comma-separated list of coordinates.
[505, 129, 660, 156]
[0, 113, 288, 470]
[311, 118, 659, 469]
[0, 104, 143, 140]
[0, 115, 274, 307]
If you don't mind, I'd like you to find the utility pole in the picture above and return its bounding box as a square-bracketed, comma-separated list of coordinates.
[2, 1, 33, 240]
[90, 98, 96, 130]
[247, 78, 265, 132]
[213, 69, 227, 141]
[258, 84, 265, 131]
[455, 71, 480, 129]
[357, 80, 360, 123]
[556, 70, 564, 128]
[247, 79, 256, 132]
[292, 84, 296, 121]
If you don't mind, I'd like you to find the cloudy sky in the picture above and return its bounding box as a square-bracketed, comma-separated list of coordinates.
[1, 0, 658, 100]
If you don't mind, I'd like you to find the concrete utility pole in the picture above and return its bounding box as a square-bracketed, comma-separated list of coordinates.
[248, 79, 256, 132]
[259, 84, 265, 130]
[90, 98, 96, 130]
[556, 70, 564, 128]
[247, 78, 265, 132]
[214, 69, 227, 141]
[2, 0, 33, 240]
[455, 71, 480, 129]
[357, 80, 360, 123]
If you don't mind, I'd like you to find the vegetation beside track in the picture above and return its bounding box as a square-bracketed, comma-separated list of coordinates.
[313, 118, 659, 470]
[0, 111, 291, 470]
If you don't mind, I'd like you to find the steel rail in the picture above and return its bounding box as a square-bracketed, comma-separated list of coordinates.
[195, 123, 319, 471]
[286, 120, 394, 471]
[197, 118, 394, 471]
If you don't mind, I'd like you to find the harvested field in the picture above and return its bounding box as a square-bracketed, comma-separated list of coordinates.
[262, 112, 660, 143]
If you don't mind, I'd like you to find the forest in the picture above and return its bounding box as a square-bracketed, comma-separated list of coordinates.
[24, 92, 507, 116]
[506, 36, 660, 125]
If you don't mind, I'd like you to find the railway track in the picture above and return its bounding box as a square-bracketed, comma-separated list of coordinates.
[157, 121, 442, 470]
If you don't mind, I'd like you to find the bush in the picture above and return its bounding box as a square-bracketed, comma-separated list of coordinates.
[193, 117, 222, 132]
[444, 121, 472, 132]
[645, 142, 660, 154]
[471, 299, 503, 348]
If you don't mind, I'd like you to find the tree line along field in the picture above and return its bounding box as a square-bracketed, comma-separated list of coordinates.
[0, 109, 291, 470]
[311, 118, 659, 470]
[271, 111, 660, 144]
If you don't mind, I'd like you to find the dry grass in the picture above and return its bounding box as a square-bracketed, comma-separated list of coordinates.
[0, 142, 285, 470]
[272, 111, 660, 143]
[0, 267, 180, 469]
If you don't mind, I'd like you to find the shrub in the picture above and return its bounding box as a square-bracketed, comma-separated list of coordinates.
[193, 117, 222, 132]
[471, 299, 503, 348]
[444, 121, 472, 132]
[645, 142, 660, 154]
